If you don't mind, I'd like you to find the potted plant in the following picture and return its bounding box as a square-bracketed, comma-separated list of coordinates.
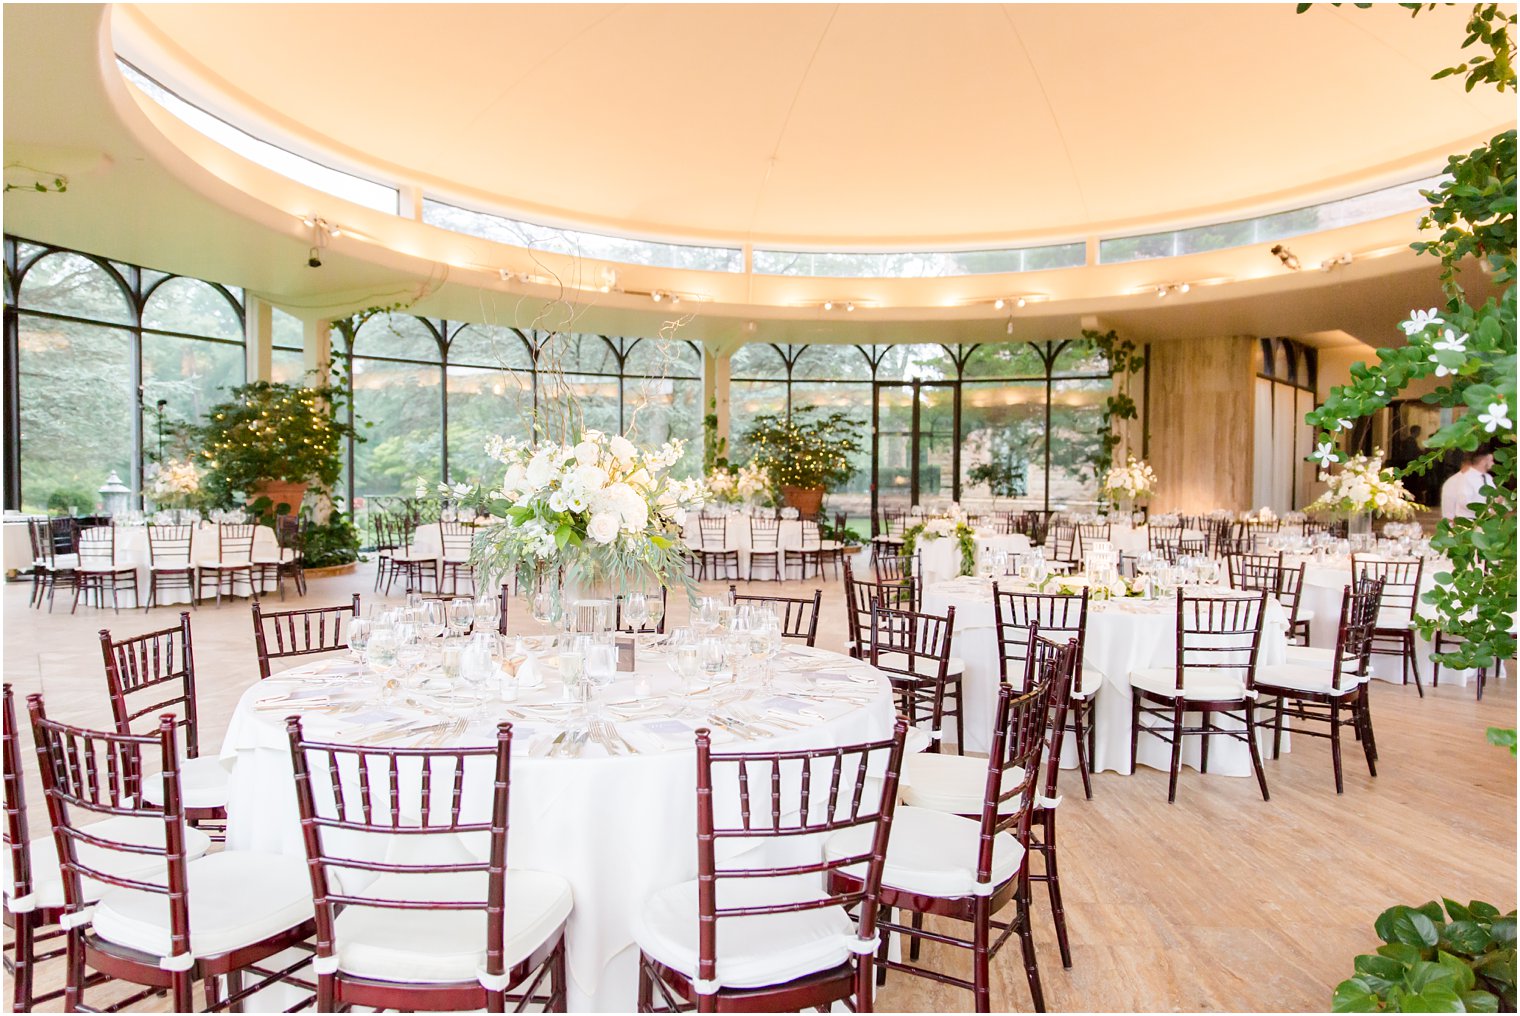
[193, 381, 357, 517]
[741, 406, 863, 515]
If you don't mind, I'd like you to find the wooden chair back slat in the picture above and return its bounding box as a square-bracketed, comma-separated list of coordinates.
[99, 612, 200, 757]
[251, 594, 361, 678]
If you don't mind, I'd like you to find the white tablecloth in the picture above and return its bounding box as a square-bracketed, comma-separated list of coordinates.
[681, 516, 807, 579]
[220, 643, 895, 1011]
[918, 532, 1033, 585]
[923, 577, 1290, 775]
[3, 516, 43, 574]
[87, 523, 280, 606]
[1289, 554, 1475, 687]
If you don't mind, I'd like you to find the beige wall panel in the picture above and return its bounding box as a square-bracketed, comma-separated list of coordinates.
[1148, 336, 1256, 512]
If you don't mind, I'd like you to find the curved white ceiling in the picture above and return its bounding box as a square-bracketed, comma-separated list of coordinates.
[119, 2, 1514, 247]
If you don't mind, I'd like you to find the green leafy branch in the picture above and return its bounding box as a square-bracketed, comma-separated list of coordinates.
[1086, 328, 1145, 486]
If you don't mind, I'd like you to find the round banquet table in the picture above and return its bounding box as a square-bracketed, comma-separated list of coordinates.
[1287, 553, 1478, 687]
[680, 515, 807, 579]
[1099, 523, 1206, 556]
[89, 522, 280, 606]
[923, 576, 1291, 775]
[917, 531, 1032, 585]
[220, 641, 895, 1011]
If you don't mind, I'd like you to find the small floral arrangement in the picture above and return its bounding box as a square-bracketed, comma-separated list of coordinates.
[1240, 506, 1278, 524]
[419, 431, 707, 601]
[705, 461, 769, 505]
[903, 519, 976, 576]
[146, 458, 202, 508]
[1305, 452, 1420, 521]
[1102, 456, 1158, 503]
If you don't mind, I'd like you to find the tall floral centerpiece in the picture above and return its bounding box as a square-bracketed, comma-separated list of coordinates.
[1304, 452, 1419, 535]
[433, 431, 706, 604]
[145, 458, 203, 510]
[1102, 456, 1157, 519]
[704, 461, 769, 506]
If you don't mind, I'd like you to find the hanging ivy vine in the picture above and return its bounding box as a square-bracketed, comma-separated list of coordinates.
[1086, 328, 1146, 484]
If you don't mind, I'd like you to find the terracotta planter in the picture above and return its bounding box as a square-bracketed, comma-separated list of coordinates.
[248, 480, 309, 514]
[781, 485, 825, 516]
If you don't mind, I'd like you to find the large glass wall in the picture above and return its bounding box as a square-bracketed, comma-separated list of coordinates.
[333, 313, 706, 510]
[5, 238, 246, 512]
[729, 337, 1113, 516]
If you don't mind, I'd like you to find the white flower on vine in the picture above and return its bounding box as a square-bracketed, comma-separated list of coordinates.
[1478, 401, 1512, 433]
[1431, 328, 1468, 353]
[1309, 442, 1338, 465]
[1337, 418, 1354, 431]
[1400, 308, 1443, 335]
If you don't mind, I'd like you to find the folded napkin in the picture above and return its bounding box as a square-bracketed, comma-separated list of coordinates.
[256, 689, 332, 711]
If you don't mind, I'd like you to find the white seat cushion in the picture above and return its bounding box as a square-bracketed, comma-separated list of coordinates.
[149, 561, 195, 571]
[1073, 664, 1105, 698]
[91, 851, 313, 960]
[1255, 662, 1366, 697]
[876, 652, 965, 679]
[332, 869, 571, 983]
[824, 806, 1025, 899]
[901, 753, 1026, 816]
[139, 755, 232, 810]
[633, 875, 857, 991]
[1375, 607, 1416, 630]
[3, 816, 211, 911]
[43, 554, 80, 570]
[1130, 667, 1249, 701]
[1285, 644, 1335, 667]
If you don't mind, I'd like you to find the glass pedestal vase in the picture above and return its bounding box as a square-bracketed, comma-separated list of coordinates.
[1348, 511, 1374, 538]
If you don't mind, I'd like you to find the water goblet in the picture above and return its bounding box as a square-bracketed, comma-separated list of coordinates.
[531, 590, 557, 631]
[447, 598, 475, 638]
[347, 616, 372, 664]
[698, 635, 726, 680]
[584, 642, 618, 718]
[623, 592, 650, 633]
[419, 599, 447, 640]
[406, 592, 424, 612]
[558, 634, 590, 704]
[645, 593, 665, 634]
[694, 596, 720, 636]
[472, 594, 500, 634]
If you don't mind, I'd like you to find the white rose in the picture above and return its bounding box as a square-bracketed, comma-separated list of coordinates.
[573, 464, 608, 492]
[575, 440, 600, 465]
[608, 434, 636, 465]
[587, 512, 620, 544]
[548, 490, 567, 512]
[671, 507, 688, 526]
[625, 467, 652, 491]
[525, 451, 556, 489]
[503, 463, 526, 491]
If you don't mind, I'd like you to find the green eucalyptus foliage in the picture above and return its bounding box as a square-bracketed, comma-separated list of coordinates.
[1301, 2, 1516, 680]
[1333, 900, 1517, 1012]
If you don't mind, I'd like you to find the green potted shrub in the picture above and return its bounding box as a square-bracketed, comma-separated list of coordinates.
[741, 406, 863, 515]
[1333, 900, 1516, 1012]
[193, 381, 356, 516]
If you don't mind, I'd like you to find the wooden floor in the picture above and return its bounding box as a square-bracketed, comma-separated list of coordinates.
[3, 563, 1515, 1013]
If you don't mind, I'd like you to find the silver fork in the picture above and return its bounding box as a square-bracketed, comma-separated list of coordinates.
[589, 720, 620, 756]
[595, 719, 637, 755]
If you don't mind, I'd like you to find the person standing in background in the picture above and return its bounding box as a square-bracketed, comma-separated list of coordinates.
[1441, 447, 1495, 520]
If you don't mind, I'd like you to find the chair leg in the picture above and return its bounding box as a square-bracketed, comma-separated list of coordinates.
[1360, 685, 1379, 768]
[1199, 712, 1211, 774]
[13, 911, 34, 1012]
[1016, 877, 1046, 1013]
[64, 927, 86, 1012]
[908, 910, 924, 961]
[637, 953, 653, 1013]
[973, 897, 993, 1013]
[227, 967, 245, 1014]
[1406, 633, 1424, 697]
[1166, 701, 1185, 803]
[1244, 701, 1270, 801]
[1330, 699, 1345, 793]
[1043, 811, 1072, 969]
[1432, 632, 1443, 687]
[316, 971, 335, 1012]
[1129, 695, 1141, 775]
[1272, 699, 1285, 760]
[875, 906, 892, 986]
[550, 935, 568, 1013]
[1072, 701, 1093, 799]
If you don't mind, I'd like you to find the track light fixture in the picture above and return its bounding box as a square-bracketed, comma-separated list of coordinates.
[1271, 244, 1301, 271]
[1154, 282, 1193, 298]
[991, 295, 1037, 310]
[1318, 252, 1354, 272]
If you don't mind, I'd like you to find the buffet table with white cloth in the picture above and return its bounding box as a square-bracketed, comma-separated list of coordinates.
[89, 522, 280, 605]
[917, 531, 1033, 585]
[1288, 553, 1477, 687]
[220, 642, 895, 1011]
[680, 515, 808, 579]
[923, 576, 1290, 773]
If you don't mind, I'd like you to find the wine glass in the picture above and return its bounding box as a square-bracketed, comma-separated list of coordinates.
[623, 592, 650, 634]
[723, 631, 748, 679]
[694, 596, 720, 636]
[698, 635, 726, 680]
[418, 599, 447, 640]
[584, 642, 617, 717]
[472, 594, 500, 635]
[347, 616, 372, 664]
[395, 631, 428, 688]
[645, 593, 665, 635]
[531, 589, 557, 632]
[447, 598, 475, 638]
[405, 592, 424, 613]
[365, 628, 397, 672]
[557, 634, 590, 704]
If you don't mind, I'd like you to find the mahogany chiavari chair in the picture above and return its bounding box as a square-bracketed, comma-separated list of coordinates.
[616, 588, 670, 634]
[875, 506, 909, 543]
[1046, 524, 1080, 573]
[285, 717, 570, 1012]
[1432, 629, 1503, 699]
[1152, 532, 1208, 565]
[636, 719, 908, 1013]
[497, 581, 515, 636]
[784, 519, 828, 581]
[28, 697, 315, 1013]
[26, 517, 76, 610]
[1304, 517, 1349, 540]
[390, 515, 441, 595]
[1277, 559, 1313, 646]
[1074, 521, 1111, 557]
[251, 593, 361, 679]
[747, 514, 782, 582]
[4, 685, 214, 1012]
[372, 510, 398, 592]
[1130, 590, 1271, 803]
[868, 602, 962, 753]
[196, 521, 258, 605]
[871, 544, 915, 583]
[99, 613, 230, 838]
[816, 512, 846, 579]
[439, 520, 477, 596]
[990, 586, 1101, 799]
[1351, 555, 1426, 696]
[1254, 580, 1384, 793]
[694, 515, 739, 581]
[842, 560, 920, 658]
[72, 524, 139, 615]
[728, 586, 823, 646]
[1227, 551, 1283, 595]
[827, 638, 1069, 1013]
[266, 514, 309, 599]
[144, 523, 197, 611]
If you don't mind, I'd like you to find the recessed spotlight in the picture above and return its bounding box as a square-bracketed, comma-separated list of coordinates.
[1178, 282, 1190, 294]
[994, 298, 1006, 310]
[845, 302, 855, 312]
[651, 291, 664, 303]
[823, 300, 834, 311]
[1016, 297, 1027, 308]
